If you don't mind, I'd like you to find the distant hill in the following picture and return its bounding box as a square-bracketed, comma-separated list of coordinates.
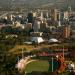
[0, 0, 75, 10]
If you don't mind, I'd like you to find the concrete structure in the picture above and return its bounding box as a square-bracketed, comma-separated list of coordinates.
[27, 12, 33, 23]
[14, 21, 24, 29]
[51, 9, 61, 27]
[33, 12, 37, 17]
[51, 9, 60, 21]
[25, 23, 32, 32]
[40, 22, 48, 32]
[64, 11, 69, 20]
[14, 21, 21, 27]
[56, 25, 71, 39]
[71, 30, 75, 39]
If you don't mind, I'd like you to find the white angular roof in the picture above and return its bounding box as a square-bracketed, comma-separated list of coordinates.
[49, 38, 58, 43]
[31, 37, 44, 44]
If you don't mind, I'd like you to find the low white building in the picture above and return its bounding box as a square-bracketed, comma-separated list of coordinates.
[31, 37, 44, 44]
[48, 38, 58, 43]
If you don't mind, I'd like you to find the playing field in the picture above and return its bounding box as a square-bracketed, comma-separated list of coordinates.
[24, 60, 59, 73]
[25, 60, 49, 73]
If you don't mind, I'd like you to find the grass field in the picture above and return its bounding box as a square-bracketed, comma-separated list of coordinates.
[24, 59, 59, 73]
[25, 60, 49, 73]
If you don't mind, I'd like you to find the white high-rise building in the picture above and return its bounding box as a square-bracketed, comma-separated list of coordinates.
[33, 19, 41, 32]
[64, 11, 69, 20]
[40, 12, 43, 20]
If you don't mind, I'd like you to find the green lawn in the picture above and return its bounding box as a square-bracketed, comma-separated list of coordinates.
[24, 60, 59, 73]
[25, 60, 49, 73]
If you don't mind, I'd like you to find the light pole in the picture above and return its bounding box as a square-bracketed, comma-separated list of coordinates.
[63, 46, 65, 60]
[17, 56, 19, 71]
[22, 49, 24, 58]
[51, 57, 54, 72]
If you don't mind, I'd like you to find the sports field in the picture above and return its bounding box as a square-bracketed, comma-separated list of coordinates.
[24, 60, 59, 73]
[25, 60, 49, 73]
